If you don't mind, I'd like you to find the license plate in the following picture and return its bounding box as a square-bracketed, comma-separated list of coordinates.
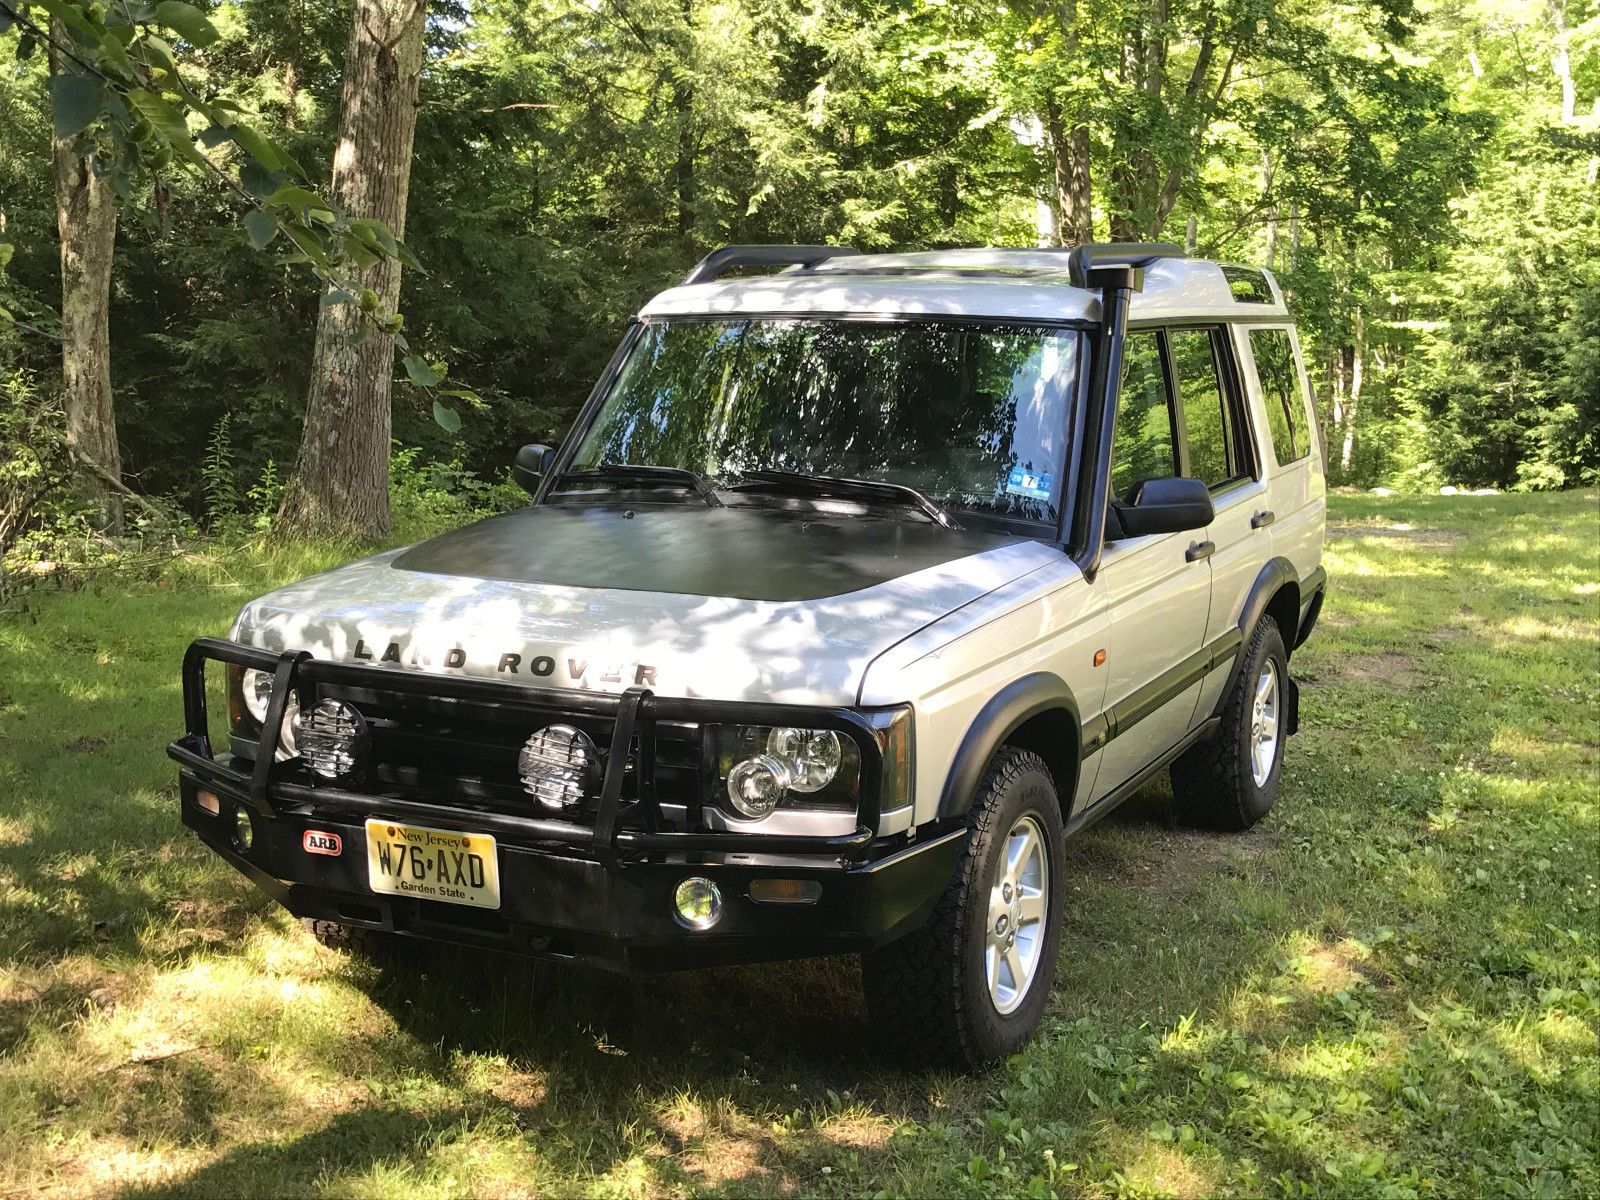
[364, 820, 500, 910]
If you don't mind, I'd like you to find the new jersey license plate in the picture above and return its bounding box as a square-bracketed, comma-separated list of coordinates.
[364, 820, 501, 910]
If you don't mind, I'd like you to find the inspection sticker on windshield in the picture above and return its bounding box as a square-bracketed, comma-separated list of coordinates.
[1006, 467, 1052, 501]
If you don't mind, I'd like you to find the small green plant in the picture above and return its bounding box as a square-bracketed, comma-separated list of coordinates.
[200, 414, 242, 532]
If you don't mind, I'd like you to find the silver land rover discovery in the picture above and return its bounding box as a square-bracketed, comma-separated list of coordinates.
[170, 243, 1327, 1067]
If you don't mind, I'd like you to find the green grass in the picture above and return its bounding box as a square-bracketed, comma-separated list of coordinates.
[1, 493, 1596, 1199]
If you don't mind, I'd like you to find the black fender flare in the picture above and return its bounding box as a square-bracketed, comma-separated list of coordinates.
[935, 672, 1082, 821]
[1212, 556, 1301, 721]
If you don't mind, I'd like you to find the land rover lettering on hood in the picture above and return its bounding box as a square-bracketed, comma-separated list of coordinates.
[169, 244, 1327, 1069]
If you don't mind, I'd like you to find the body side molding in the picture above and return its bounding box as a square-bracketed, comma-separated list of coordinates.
[935, 672, 1083, 821]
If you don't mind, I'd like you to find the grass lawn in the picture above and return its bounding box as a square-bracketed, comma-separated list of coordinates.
[0, 492, 1596, 1198]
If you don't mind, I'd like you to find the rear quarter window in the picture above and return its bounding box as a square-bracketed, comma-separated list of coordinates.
[1249, 328, 1312, 466]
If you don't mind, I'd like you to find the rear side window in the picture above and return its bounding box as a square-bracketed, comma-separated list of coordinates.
[1251, 328, 1309, 465]
[1111, 331, 1176, 500]
[1169, 328, 1240, 489]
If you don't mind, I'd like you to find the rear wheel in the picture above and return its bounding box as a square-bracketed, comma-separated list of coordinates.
[861, 746, 1065, 1069]
[1170, 615, 1288, 830]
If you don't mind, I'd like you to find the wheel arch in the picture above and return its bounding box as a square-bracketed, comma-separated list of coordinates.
[1211, 557, 1300, 722]
[936, 672, 1082, 822]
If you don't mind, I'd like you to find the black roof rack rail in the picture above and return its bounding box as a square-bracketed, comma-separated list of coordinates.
[1061, 242, 1185, 290]
[683, 244, 861, 286]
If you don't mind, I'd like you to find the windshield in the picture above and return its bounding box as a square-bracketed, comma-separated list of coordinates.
[567, 318, 1080, 524]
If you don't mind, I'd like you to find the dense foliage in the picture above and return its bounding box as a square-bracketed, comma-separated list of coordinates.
[0, 0, 1596, 535]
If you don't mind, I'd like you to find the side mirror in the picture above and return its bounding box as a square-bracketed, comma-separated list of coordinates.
[512, 443, 557, 496]
[1112, 476, 1214, 538]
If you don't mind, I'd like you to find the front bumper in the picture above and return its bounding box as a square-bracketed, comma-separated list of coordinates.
[169, 638, 958, 970]
[177, 770, 961, 969]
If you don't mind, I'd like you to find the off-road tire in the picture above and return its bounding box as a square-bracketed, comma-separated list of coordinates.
[302, 917, 407, 961]
[1170, 615, 1288, 831]
[861, 746, 1066, 1069]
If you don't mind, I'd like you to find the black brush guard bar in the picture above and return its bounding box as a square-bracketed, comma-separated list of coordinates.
[170, 637, 881, 869]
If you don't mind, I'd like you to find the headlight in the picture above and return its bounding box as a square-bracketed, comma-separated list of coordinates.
[709, 723, 862, 821]
[766, 727, 841, 792]
[228, 664, 301, 761]
[241, 667, 274, 722]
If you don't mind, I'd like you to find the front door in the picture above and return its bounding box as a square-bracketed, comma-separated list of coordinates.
[1165, 325, 1272, 719]
[1088, 329, 1212, 805]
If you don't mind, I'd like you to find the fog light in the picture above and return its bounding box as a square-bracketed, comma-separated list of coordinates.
[196, 789, 221, 816]
[673, 876, 722, 930]
[519, 723, 599, 810]
[726, 753, 792, 818]
[232, 807, 254, 852]
[300, 698, 367, 779]
[749, 878, 822, 905]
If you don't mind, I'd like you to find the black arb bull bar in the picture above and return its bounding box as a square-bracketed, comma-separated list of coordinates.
[167, 637, 885, 870]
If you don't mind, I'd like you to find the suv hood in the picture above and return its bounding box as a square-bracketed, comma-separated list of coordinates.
[231, 503, 1063, 704]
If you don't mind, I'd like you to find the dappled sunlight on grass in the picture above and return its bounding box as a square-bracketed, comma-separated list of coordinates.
[0, 494, 1596, 1196]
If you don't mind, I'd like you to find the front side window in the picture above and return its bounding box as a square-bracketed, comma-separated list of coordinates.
[1251, 328, 1309, 465]
[1110, 331, 1176, 500]
[570, 319, 1080, 523]
[1169, 328, 1242, 489]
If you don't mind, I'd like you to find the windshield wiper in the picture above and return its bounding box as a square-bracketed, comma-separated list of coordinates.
[560, 464, 723, 508]
[729, 469, 956, 528]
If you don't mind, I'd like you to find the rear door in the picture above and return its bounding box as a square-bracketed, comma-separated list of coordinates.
[1242, 325, 1326, 587]
[1165, 326, 1271, 720]
[1087, 329, 1212, 806]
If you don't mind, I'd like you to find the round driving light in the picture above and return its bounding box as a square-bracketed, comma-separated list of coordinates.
[673, 876, 722, 930]
[232, 807, 254, 852]
[726, 753, 793, 818]
[299, 699, 367, 779]
[767, 727, 842, 793]
[242, 668, 273, 722]
[519, 723, 599, 810]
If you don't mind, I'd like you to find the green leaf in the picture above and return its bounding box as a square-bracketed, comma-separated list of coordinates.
[432, 401, 462, 434]
[198, 123, 232, 149]
[0, 10, 13, 34]
[242, 209, 278, 251]
[403, 356, 442, 388]
[231, 123, 289, 174]
[153, 1, 220, 47]
[320, 289, 356, 309]
[0, 243, 14, 271]
[49, 74, 105, 139]
[127, 89, 203, 164]
[239, 161, 285, 201]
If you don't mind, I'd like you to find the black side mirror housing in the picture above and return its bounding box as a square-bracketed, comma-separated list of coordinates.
[513, 443, 557, 496]
[1111, 476, 1214, 538]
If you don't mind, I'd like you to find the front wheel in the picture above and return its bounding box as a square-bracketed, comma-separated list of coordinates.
[861, 746, 1066, 1069]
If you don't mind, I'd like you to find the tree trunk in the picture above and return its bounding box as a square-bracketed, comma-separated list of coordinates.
[50, 25, 122, 534]
[1045, 0, 1093, 246]
[1045, 98, 1093, 245]
[278, 0, 426, 539]
[675, 0, 696, 241]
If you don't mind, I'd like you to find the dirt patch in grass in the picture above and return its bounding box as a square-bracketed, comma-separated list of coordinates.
[1330, 523, 1468, 550]
[1298, 939, 1393, 993]
[1101, 828, 1279, 900]
[1321, 650, 1429, 691]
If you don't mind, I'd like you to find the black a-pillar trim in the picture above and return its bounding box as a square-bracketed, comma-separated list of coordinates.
[1069, 265, 1137, 582]
[1065, 244, 1183, 581]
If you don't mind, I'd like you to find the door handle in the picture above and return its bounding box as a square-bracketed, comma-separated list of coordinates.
[1251, 509, 1276, 529]
[1186, 539, 1216, 563]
